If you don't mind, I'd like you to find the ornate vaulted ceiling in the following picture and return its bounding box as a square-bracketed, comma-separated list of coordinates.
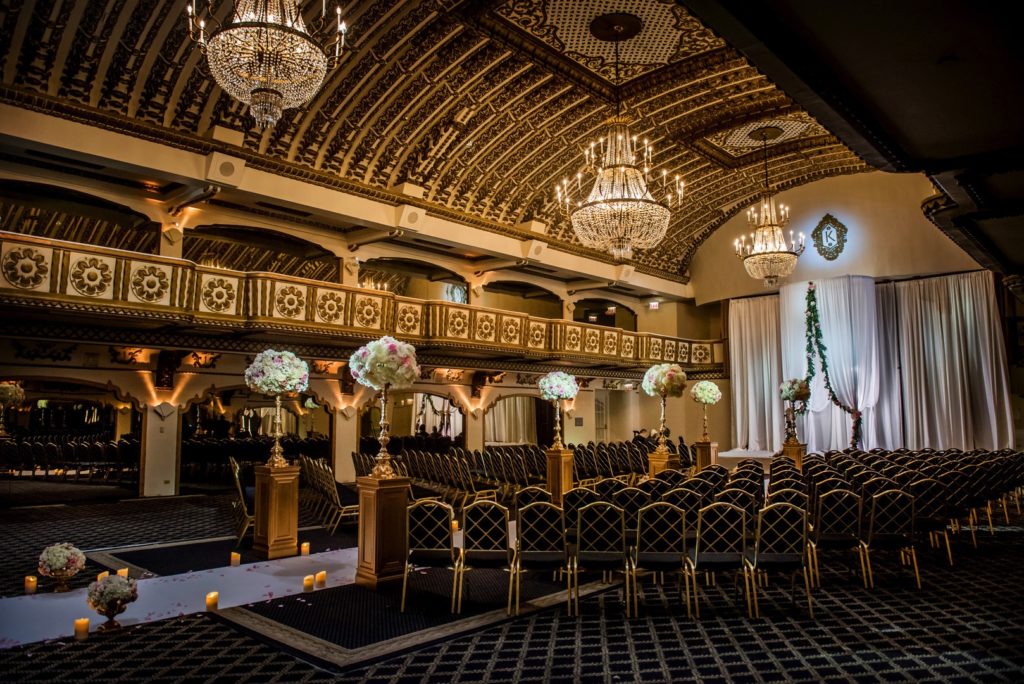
[0, 0, 868, 277]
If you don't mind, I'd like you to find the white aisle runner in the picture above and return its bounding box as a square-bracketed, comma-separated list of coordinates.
[0, 547, 359, 648]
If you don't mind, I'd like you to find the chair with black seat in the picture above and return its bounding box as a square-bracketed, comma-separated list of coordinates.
[457, 500, 513, 614]
[808, 488, 861, 588]
[767, 487, 808, 509]
[661, 487, 704, 519]
[572, 501, 632, 616]
[744, 502, 813, 618]
[631, 502, 687, 614]
[401, 500, 460, 613]
[613, 487, 651, 546]
[228, 456, 255, 547]
[860, 489, 919, 589]
[562, 486, 599, 545]
[514, 485, 551, 512]
[911, 477, 953, 566]
[699, 464, 730, 490]
[684, 502, 750, 618]
[714, 488, 759, 530]
[637, 477, 670, 500]
[513, 501, 572, 616]
[594, 477, 627, 500]
[654, 468, 687, 487]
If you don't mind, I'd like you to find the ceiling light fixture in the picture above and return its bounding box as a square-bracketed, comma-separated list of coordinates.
[734, 126, 804, 287]
[555, 13, 683, 262]
[185, 0, 349, 129]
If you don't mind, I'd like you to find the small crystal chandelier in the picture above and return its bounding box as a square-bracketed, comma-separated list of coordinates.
[734, 126, 805, 287]
[554, 14, 683, 261]
[185, 1, 348, 129]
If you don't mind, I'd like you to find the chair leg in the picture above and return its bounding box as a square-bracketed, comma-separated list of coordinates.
[400, 562, 410, 612]
[986, 502, 995, 534]
[506, 564, 514, 616]
[451, 563, 460, 614]
[1002, 495, 1011, 525]
[573, 557, 580, 617]
[909, 547, 921, 589]
[943, 530, 954, 566]
[803, 567, 814, 618]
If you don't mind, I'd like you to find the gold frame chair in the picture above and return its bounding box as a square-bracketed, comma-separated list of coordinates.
[401, 499, 460, 613]
[228, 456, 255, 548]
[456, 500, 513, 615]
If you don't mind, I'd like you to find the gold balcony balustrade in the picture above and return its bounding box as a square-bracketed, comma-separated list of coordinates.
[0, 231, 723, 369]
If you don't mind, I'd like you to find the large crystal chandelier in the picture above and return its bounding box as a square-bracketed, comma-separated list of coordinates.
[734, 126, 805, 287]
[554, 14, 683, 262]
[185, 1, 348, 128]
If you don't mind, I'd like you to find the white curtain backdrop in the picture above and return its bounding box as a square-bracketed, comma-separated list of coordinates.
[868, 283, 905, 447]
[780, 276, 889, 453]
[894, 271, 1013, 449]
[485, 396, 537, 445]
[413, 393, 464, 438]
[728, 295, 784, 452]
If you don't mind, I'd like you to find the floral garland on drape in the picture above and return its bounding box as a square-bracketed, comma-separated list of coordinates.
[804, 282, 862, 448]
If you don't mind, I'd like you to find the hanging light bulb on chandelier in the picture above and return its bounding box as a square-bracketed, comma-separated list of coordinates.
[734, 126, 804, 287]
[185, 0, 349, 129]
[554, 13, 683, 262]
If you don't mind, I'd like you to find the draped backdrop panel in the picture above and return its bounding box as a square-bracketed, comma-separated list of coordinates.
[485, 396, 537, 445]
[728, 295, 784, 451]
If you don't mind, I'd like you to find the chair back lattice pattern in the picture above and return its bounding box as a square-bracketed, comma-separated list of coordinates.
[661, 486, 705, 514]
[463, 500, 510, 559]
[407, 500, 455, 556]
[577, 502, 626, 555]
[813, 489, 862, 540]
[563, 487, 600, 533]
[594, 477, 628, 499]
[865, 489, 915, 541]
[515, 486, 551, 510]
[754, 503, 807, 556]
[613, 487, 651, 521]
[694, 502, 747, 556]
[636, 502, 686, 555]
[910, 477, 949, 521]
[517, 502, 565, 556]
[767, 487, 808, 508]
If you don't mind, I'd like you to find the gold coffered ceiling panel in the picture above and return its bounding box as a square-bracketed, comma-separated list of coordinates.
[0, 0, 867, 278]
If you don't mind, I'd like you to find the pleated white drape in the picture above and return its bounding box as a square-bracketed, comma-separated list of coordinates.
[728, 295, 784, 451]
[413, 393, 464, 438]
[867, 283, 904, 447]
[484, 396, 537, 445]
[894, 271, 1013, 449]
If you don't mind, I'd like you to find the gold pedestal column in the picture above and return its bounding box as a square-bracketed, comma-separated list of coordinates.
[546, 447, 574, 506]
[253, 465, 300, 560]
[781, 442, 806, 471]
[692, 441, 719, 471]
[355, 475, 411, 590]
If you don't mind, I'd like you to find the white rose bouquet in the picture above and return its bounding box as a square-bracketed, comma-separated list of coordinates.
[0, 381, 25, 406]
[349, 336, 420, 390]
[690, 380, 722, 405]
[87, 575, 138, 609]
[244, 349, 309, 395]
[538, 371, 579, 401]
[38, 542, 86, 577]
[780, 378, 811, 402]
[641, 363, 687, 398]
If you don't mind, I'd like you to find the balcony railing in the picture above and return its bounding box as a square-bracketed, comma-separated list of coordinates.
[0, 231, 724, 368]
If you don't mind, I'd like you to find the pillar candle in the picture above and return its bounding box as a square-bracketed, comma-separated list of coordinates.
[300, 542, 310, 556]
[314, 571, 327, 589]
[230, 552, 240, 567]
[24, 576, 37, 594]
[205, 591, 219, 611]
[303, 575, 314, 592]
[116, 568, 129, 578]
[74, 618, 89, 641]
[96, 571, 109, 582]
[452, 519, 460, 532]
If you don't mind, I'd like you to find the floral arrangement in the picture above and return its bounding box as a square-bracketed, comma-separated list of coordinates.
[38, 542, 86, 577]
[349, 336, 420, 390]
[244, 349, 309, 395]
[0, 381, 25, 406]
[538, 371, 579, 401]
[87, 575, 138, 610]
[641, 364, 687, 398]
[779, 378, 811, 402]
[690, 380, 722, 405]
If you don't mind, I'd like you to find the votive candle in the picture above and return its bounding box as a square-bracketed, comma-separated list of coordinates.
[300, 542, 310, 556]
[303, 575, 314, 592]
[315, 571, 327, 589]
[116, 568, 129, 578]
[74, 618, 89, 641]
[452, 519, 460, 532]
[205, 591, 219, 611]
[24, 575, 37, 594]
[230, 552, 241, 567]
[96, 571, 109, 582]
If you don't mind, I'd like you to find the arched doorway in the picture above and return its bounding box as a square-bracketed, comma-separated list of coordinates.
[573, 298, 638, 330]
[358, 390, 465, 454]
[480, 280, 562, 319]
[485, 395, 555, 447]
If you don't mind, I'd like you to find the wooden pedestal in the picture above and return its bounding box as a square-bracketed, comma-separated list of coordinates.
[253, 465, 300, 560]
[693, 441, 719, 471]
[355, 476, 411, 590]
[782, 442, 806, 471]
[546, 447, 574, 506]
[648, 447, 681, 478]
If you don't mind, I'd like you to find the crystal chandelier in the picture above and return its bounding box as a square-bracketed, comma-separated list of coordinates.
[734, 126, 804, 287]
[554, 14, 683, 261]
[185, 1, 348, 129]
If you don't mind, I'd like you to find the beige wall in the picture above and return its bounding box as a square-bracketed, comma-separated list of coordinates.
[633, 380, 732, 450]
[402, 277, 448, 301]
[477, 289, 563, 318]
[689, 171, 981, 304]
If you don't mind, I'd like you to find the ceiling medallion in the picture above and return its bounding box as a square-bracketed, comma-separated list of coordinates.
[555, 13, 683, 262]
[185, 0, 349, 128]
[811, 213, 848, 261]
[734, 126, 805, 287]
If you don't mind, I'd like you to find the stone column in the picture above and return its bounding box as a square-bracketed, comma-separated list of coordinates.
[562, 299, 576, 321]
[463, 407, 486, 453]
[338, 255, 360, 287]
[253, 465, 300, 560]
[355, 476, 412, 589]
[140, 403, 180, 497]
[158, 223, 183, 259]
[114, 407, 133, 441]
[332, 408, 358, 481]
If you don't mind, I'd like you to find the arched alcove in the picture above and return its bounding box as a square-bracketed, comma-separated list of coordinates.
[186, 224, 339, 281]
[480, 280, 562, 319]
[484, 393, 555, 447]
[358, 390, 465, 454]
[359, 257, 467, 300]
[573, 297, 638, 330]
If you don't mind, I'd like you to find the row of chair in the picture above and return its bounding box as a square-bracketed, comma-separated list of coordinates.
[0, 438, 139, 482]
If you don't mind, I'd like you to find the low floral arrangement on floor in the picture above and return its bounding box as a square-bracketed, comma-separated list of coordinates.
[38, 542, 86, 578]
[641, 363, 688, 398]
[0, 380, 25, 406]
[779, 378, 811, 403]
[690, 380, 722, 405]
[244, 349, 309, 395]
[538, 371, 579, 401]
[87, 575, 138, 611]
[349, 336, 420, 390]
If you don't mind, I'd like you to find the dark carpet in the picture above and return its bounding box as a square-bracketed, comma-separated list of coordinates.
[110, 526, 358, 576]
[243, 565, 567, 650]
[0, 479, 137, 508]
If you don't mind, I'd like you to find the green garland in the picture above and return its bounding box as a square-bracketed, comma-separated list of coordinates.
[804, 282, 862, 448]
